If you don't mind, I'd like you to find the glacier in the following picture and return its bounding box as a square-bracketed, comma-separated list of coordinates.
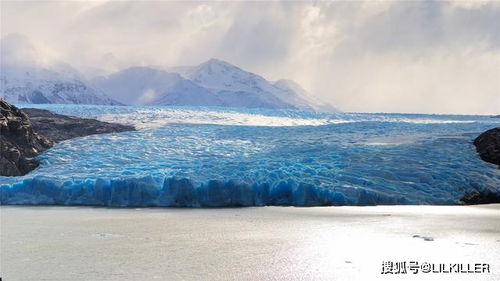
[1, 104, 499, 207]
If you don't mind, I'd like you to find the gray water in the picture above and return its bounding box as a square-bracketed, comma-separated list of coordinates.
[1, 205, 499, 280]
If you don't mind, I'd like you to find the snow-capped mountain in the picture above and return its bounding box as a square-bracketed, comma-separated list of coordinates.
[0, 64, 120, 105]
[91, 67, 217, 106]
[178, 59, 293, 109]
[94, 58, 337, 111]
[178, 58, 337, 111]
[0, 34, 120, 105]
[1, 33, 335, 110]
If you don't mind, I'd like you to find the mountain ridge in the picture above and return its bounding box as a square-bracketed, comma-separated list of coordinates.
[0, 34, 121, 106]
[92, 58, 338, 112]
[0, 33, 337, 111]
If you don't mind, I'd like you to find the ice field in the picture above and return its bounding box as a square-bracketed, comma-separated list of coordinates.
[1, 104, 499, 207]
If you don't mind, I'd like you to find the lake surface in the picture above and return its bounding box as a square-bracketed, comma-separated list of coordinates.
[1, 205, 499, 281]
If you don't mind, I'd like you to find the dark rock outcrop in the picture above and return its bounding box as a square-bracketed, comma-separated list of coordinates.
[22, 108, 134, 142]
[1, 100, 53, 176]
[460, 190, 500, 205]
[1, 99, 135, 176]
[473, 127, 500, 166]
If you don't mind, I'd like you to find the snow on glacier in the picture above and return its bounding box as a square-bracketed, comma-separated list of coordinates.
[1, 104, 499, 207]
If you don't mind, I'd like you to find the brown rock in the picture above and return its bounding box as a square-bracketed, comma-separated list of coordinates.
[0, 99, 53, 176]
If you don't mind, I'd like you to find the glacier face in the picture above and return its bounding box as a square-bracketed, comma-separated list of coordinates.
[1, 104, 499, 207]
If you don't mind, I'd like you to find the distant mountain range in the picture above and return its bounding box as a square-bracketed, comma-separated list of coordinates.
[0, 34, 119, 106]
[1, 35, 337, 112]
[0, 63, 120, 105]
[92, 59, 337, 111]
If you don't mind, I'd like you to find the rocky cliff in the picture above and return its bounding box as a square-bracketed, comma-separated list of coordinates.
[1, 99, 53, 176]
[474, 127, 500, 166]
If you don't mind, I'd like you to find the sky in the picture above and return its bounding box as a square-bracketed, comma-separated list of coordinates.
[1, 0, 499, 114]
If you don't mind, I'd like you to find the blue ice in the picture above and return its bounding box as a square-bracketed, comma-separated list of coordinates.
[1, 104, 499, 207]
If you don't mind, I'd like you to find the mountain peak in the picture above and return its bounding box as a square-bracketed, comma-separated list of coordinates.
[195, 58, 240, 73]
[205, 58, 232, 66]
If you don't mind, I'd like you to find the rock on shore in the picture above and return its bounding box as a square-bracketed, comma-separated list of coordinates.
[22, 108, 134, 142]
[473, 127, 500, 166]
[1, 100, 53, 176]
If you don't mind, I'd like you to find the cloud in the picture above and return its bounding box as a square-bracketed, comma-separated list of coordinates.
[1, 0, 499, 114]
[0, 33, 39, 66]
[138, 89, 158, 104]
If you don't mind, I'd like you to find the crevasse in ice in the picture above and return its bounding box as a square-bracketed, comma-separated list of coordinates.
[1, 104, 499, 207]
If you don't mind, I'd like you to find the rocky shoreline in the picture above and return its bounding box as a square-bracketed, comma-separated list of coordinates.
[1, 100, 134, 176]
[459, 127, 500, 205]
[473, 127, 500, 166]
[22, 107, 135, 143]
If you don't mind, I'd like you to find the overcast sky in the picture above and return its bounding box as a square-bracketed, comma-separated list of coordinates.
[1, 0, 499, 114]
